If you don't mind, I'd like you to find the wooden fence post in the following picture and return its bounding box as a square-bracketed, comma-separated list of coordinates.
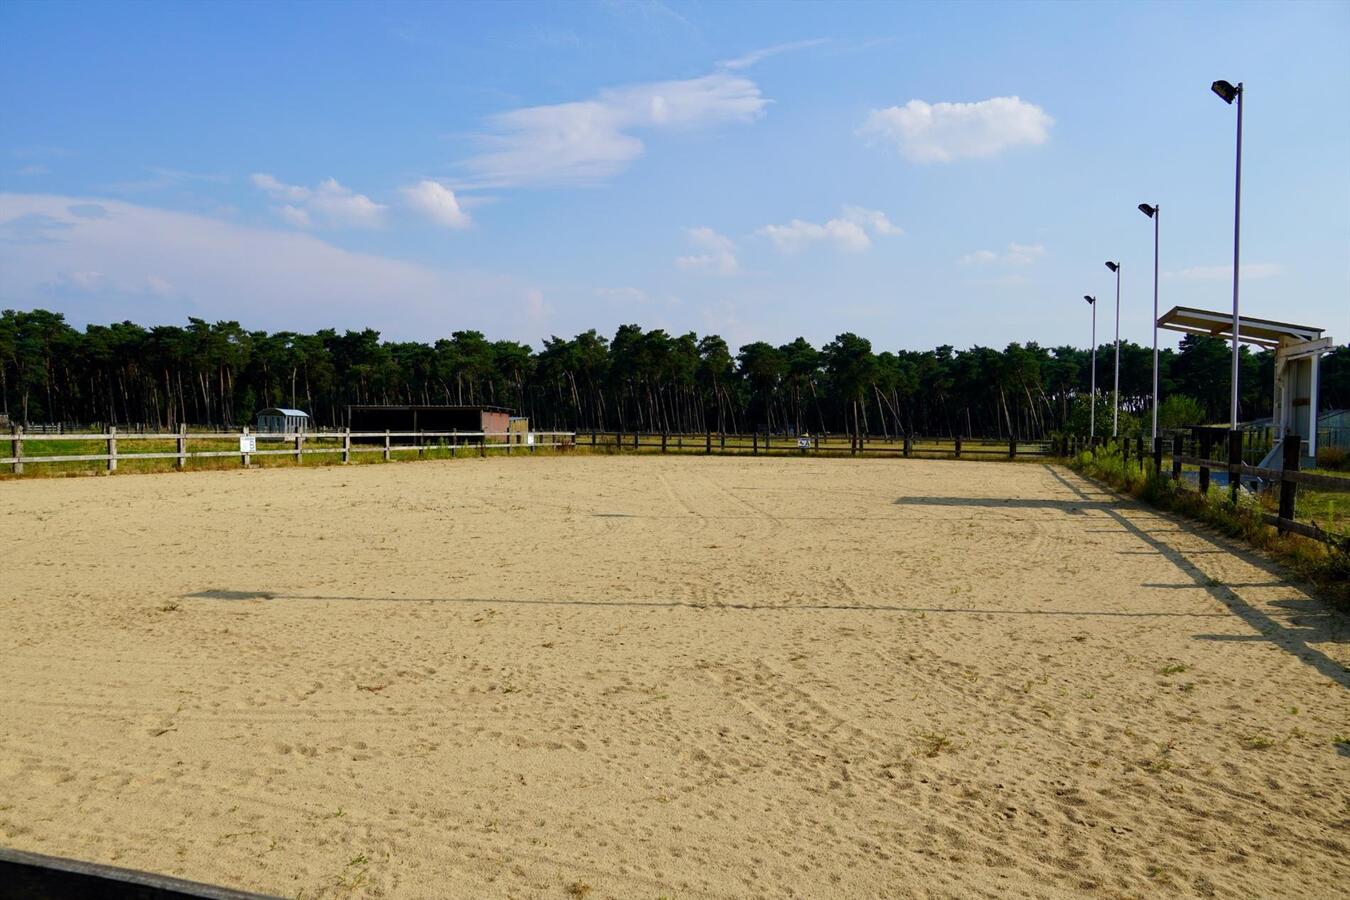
[721, 432, 726, 450]
[661, 432, 667, 453]
[177, 424, 188, 471]
[1198, 431, 1212, 494]
[384, 429, 391, 462]
[1171, 436, 1182, 482]
[954, 435, 962, 459]
[107, 426, 117, 473]
[1152, 436, 1163, 474]
[591, 430, 597, 447]
[1277, 436, 1301, 534]
[765, 432, 771, 453]
[342, 428, 351, 464]
[752, 432, 758, 456]
[706, 430, 712, 455]
[903, 433, 911, 458]
[633, 432, 639, 450]
[1122, 436, 1130, 468]
[242, 426, 251, 468]
[1009, 437, 1017, 460]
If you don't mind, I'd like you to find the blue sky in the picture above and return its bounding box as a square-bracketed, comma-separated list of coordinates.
[2, 0, 1347, 351]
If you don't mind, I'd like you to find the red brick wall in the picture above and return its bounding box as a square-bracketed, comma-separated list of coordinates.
[481, 411, 510, 441]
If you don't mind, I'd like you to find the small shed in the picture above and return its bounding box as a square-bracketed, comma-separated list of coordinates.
[346, 405, 513, 443]
[255, 408, 310, 434]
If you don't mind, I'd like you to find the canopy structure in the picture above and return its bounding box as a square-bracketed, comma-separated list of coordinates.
[1157, 306, 1334, 460]
[1155, 305, 1324, 350]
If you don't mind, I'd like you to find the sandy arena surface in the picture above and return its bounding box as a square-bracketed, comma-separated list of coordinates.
[1, 455, 1348, 899]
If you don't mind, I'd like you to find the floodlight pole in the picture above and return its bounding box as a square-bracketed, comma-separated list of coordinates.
[1086, 297, 1097, 440]
[1150, 210, 1159, 443]
[1228, 83, 1244, 432]
[1112, 263, 1121, 437]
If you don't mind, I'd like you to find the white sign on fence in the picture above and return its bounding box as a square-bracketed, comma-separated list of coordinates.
[527, 433, 535, 446]
[798, 436, 810, 449]
[239, 435, 257, 453]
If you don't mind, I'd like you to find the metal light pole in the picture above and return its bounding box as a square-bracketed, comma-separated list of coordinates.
[1105, 261, 1121, 437]
[1213, 79, 1243, 431]
[1138, 204, 1160, 441]
[1084, 295, 1097, 440]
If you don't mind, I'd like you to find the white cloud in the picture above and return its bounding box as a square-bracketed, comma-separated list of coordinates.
[0, 193, 540, 338]
[462, 72, 767, 188]
[717, 39, 828, 70]
[105, 167, 225, 194]
[957, 249, 998, 266]
[1164, 263, 1283, 281]
[1005, 242, 1045, 265]
[401, 180, 471, 229]
[958, 242, 1045, 266]
[251, 174, 386, 228]
[859, 96, 1053, 163]
[757, 206, 901, 254]
[676, 226, 738, 275]
[278, 205, 311, 228]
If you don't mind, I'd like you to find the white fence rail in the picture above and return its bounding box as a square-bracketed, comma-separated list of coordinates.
[1, 428, 575, 474]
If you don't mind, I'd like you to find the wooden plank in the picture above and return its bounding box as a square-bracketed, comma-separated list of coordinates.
[1245, 467, 1350, 493]
[1260, 513, 1339, 542]
[0, 844, 279, 899]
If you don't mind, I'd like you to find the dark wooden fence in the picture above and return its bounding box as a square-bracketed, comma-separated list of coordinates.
[578, 431, 1053, 460]
[1075, 430, 1350, 544]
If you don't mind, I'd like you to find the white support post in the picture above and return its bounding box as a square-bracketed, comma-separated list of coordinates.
[1308, 354, 1320, 459]
[107, 426, 118, 473]
[177, 423, 188, 471]
[342, 428, 351, 464]
[383, 430, 391, 462]
[13, 425, 23, 475]
[242, 425, 251, 468]
[295, 431, 303, 464]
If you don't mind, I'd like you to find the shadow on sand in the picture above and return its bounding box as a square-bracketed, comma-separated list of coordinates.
[1040, 465, 1347, 688]
[184, 589, 1226, 620]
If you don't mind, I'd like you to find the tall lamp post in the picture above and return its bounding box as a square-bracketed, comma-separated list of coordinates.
[1138, 204, 1160, 443]
[1084, 295, 1097, 441]
[1212, 78, 1243, 433]
[1105, 261, 1121, 437]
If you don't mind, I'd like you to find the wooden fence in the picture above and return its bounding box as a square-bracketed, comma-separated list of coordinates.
[1078, 430, 1350, 543]
[1, 427, 574, 475]
[578, 431, 1053, 459]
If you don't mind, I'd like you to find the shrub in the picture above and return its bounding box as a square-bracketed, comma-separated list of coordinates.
[1316, 446, 1349, 472]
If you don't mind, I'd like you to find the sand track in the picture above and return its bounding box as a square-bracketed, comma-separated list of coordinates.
[1, 455, 1347, 899]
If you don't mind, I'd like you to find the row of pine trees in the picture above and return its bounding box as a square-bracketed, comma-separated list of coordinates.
[3, 308, 1346, 439]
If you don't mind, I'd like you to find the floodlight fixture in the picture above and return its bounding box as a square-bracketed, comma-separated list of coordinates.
[1211, 80, 1240, 104]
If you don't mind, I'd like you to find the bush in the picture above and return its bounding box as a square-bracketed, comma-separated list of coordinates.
[1316, 446, 1349, 472]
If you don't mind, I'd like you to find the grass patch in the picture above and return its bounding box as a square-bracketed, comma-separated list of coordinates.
[1241, 732, 1276, 751]
[1157, 662, 1190, 676]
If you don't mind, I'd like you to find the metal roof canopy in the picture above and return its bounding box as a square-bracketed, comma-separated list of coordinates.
[1156, 306, 1324, 350]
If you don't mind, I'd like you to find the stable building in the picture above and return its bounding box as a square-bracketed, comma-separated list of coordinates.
[346, 405, 514, 441]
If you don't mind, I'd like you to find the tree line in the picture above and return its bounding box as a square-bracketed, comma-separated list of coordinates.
[2, 307, 1346, 439]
